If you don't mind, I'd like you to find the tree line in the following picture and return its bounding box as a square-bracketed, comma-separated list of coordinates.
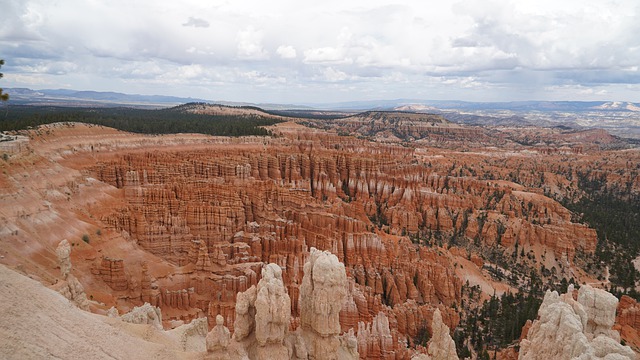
[0, 104, 282, 137]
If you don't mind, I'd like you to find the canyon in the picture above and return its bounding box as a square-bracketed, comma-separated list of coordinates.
[1, 107, 639, 359]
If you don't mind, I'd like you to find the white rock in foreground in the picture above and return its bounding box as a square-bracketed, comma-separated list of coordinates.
[0, 264, 199, 359]
[426, 308, 459, 360]
[519, 285, 635, 360]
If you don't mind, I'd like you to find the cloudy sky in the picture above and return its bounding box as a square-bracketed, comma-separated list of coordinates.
[1, 0, 639, 104]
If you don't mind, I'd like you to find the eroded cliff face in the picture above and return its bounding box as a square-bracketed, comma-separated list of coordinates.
[1, 120, 638, 358]
[616, 295, 640, 352]
[85, 138, 472, 344]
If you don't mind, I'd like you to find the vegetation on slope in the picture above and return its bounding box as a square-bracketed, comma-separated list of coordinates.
[565, 171, 640, 295]
[0, 104, 282, 136]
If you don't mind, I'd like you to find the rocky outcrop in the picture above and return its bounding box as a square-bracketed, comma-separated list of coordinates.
[95, 256, 128, 291]
[210, 251, 358, 359]
[519, 285, 635, 360]
[56, 238, 72, 279]
[121, 303, 163, 330]
[53, 239, 90, 311]
[356, 312, 396, 359]
[299, 248, 348, 359]
[615, 295, 640, 351]
[254, 263, 291, 359]
[227, 263, 291, 360]
[326, 111, 492, 145]
[206, 315, 230, 359]
[140, 261, 162, 307]
[425, 308, 459, 360]
[167, 316, 208, 352]
[0, 262, 205, 359]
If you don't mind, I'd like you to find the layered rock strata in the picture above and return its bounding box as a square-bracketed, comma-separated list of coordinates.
[4, 121, 632, 358]
[616, 295, 640, 351]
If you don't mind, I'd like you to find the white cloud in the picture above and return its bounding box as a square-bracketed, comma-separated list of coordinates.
[303, 47, 352, 65]
[321, 67, 351, 82]
[6, 73, 51, 85]
[236, 26, 269, 60]
[276, 45, 297, 59]
[441, 76, 486, 89]
[0, 0, 639, 102]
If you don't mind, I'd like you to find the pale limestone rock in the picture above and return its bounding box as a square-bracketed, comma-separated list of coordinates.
[588, 335, 636, 359]
[577, 285, 619, 339]
[55, 275, 90, 311]
[300, 247, 348, 360]
[56, 239, 71, 279]
[233, 285, 257, 341]
[412, 355, 431, 360]
[254, 263, 290, 360]
[167, 316, 207, 352]
[121, 303, 163, 330]
[53, 239, 90, 310]
[106, 306, 119, 318]
[426, 308, 459, 360]
[205, 315, 230, 359]
[224, 253, 358, 360]
[285, 329, 309, 360]
[519, 285, 634, 360]
[337, 328, 359, 360]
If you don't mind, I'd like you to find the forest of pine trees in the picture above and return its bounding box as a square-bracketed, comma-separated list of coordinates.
[0, 104, 282, 137]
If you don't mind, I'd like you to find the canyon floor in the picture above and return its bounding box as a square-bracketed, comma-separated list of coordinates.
[1, 108, 639, 359]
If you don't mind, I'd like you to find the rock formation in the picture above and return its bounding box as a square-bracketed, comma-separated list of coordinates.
[519, 285, 635, 360]
[615, 295, 640, 351]
[0, 262, 203, 359]
[299, 248, 348, 359]
[254, 263, 291, 359]
[223, 263, 291, 359]
[206, 315, 230, 359]
[53, 239, 90, 310]
[82, 130, 605, 346]
[56, 238, 72, 279]
[5, 120, 639, 359]
[425, 308, 459, 360]
[232, 285, 257, 342]
[95, 256, 128, 291]
[205, 250, 359, 359]
[356, 312, 396, 359]
[121, 303, 163, 330]
[167, 316, 208, 352]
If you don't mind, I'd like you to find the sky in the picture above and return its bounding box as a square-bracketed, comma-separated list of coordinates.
[1, 0, 639, 104]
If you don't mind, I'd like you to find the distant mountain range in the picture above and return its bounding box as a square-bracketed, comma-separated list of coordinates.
[4, 87, 640, 112]
[5, 88, 206, 108]
[4, 88, 309, 110]
[308, 99, 640, 112]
